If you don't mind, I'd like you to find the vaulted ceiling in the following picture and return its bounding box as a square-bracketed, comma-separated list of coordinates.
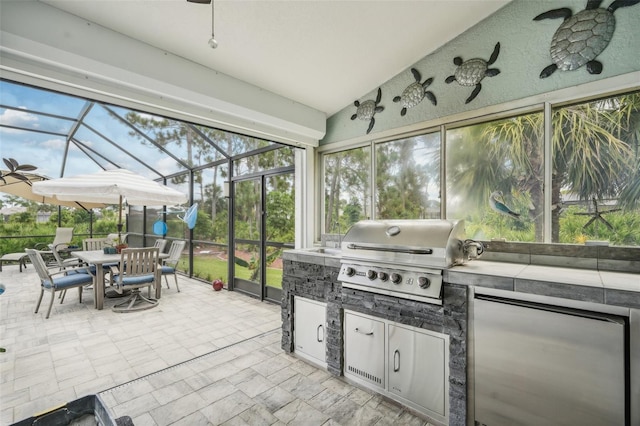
[41, 0, 511, 117]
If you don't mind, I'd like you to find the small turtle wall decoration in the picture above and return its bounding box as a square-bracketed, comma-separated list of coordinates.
[351, 87, 384, 134]
[393, 68, 437, 116]
[534, 0, 639, 79]
[445, 42, 501, 104]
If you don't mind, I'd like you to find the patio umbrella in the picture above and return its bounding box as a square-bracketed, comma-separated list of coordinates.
[32, 168, 188, 238]
[0, 170, 106, 210]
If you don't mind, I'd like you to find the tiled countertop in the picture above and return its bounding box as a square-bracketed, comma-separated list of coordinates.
[283, 248, 640, 309]
[446, 260, 639, 293]
[445, 260, 640, 309]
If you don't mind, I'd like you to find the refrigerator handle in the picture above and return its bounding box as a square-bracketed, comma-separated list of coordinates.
[475, 294, 625, 324]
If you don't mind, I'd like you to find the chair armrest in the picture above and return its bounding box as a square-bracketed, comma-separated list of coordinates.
[47, 264, 90, 276]
[106, 264, 120, 276]
[46, 268, 76, 278]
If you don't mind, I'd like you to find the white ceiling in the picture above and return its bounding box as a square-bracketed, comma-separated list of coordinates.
[41, 0, 511, 117]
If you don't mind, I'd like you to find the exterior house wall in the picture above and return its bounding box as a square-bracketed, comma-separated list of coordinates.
[322, 0, 640, 145]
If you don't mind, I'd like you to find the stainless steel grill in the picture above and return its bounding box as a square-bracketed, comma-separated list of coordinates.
[338, 219, 483, 304]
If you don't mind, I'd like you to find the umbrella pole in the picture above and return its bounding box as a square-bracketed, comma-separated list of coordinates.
[117, 195, 123, 241]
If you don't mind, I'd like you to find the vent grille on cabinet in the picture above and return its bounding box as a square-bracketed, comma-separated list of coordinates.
[347, 364, 382, 384]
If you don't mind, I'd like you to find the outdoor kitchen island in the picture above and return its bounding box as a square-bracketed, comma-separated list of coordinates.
[281, 240, 640, 426]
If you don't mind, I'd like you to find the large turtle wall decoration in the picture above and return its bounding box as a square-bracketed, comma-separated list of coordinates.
[393, 68, 437, 116]
[351, 87, 384, 134]
[534, 0, 640, 79]
[445, 42, 501, 104]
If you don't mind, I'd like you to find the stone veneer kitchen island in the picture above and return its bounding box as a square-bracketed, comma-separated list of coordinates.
[281, 243, 640, 426]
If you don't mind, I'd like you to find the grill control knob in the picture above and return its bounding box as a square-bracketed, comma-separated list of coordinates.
[390, 273, 402, 284]
[418, 276, 431, 289]
[345, 267, 356, 277]
[367, 270, 377, 280]
[378, 272, 389, 282]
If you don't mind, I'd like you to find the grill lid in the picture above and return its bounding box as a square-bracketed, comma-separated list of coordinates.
[340, 219, 474, 268]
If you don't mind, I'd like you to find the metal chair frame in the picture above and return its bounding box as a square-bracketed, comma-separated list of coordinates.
[160, 240, 186, 292]
[82, 238, 109, 251]
[25, 249, 93, 319]
[153, 239, 168, 254]
[34, 227, 74, 265]
[108, 247, 161, 313]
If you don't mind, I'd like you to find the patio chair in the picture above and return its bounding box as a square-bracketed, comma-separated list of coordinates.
[25, 249, 93, 319]
[0, 252, 29, 272]
[77, 238, 113, 283]
[107, 247, 160, 313]
[35, 227, 74, 254]
[51, 243, 82, 271]
[153, 239, 168, 254]
[83, 238, 109, 251]
[51, 243, 86, 303]
[33, 227, 74, 266]
[160, 240, 186, 292]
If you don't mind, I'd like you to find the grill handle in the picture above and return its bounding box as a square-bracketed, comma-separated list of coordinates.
[346, 244, 433, 255]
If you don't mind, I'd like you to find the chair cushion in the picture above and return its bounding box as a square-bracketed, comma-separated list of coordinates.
[44, 273, 93, 289]
[160, 266, 175, 274]
[113, 274, 155, 286]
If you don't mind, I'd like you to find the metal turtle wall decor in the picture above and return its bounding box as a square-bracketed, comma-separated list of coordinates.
[393, 68, 437, 116]
[445, 42, 501, 104]
[351, 87, 384, 134]
[534, 0, 640, 79]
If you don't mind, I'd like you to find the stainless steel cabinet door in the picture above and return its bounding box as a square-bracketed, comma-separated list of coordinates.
[294, 297, 326, 364]
[388, 324, 447, 417]
[474, 297, 626, 426]
[344, 311, 385, 389]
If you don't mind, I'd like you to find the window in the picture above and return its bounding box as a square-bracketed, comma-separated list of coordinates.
[321, 90, 640, 247]
[446, 112, 544, 242]
[551, 92, 640, 245]
[324, 146, 371, 233]
[375, 132, 440, 219]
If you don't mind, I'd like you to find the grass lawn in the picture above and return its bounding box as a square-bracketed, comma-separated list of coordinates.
[179, 255, 283, 289]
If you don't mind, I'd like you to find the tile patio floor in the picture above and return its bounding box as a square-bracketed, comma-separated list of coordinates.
[0, 265, 434, 425]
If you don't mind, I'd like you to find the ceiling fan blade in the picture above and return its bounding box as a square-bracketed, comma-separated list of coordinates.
[186, 0, 211, 3]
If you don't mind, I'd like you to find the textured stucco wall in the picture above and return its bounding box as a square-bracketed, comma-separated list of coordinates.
[322, 0, 640, 145]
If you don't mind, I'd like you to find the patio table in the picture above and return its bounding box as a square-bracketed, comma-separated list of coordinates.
[71, 250, 168, 310]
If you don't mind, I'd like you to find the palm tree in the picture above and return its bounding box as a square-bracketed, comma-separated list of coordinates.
[450, 92, 640, 242]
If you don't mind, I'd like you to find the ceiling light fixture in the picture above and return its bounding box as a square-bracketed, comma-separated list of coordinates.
[186, 0, 217, 48]
[208, 0, 218, 49]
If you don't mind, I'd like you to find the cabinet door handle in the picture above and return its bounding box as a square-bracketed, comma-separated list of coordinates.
[354, 327, 374, 336]
[393, 349, 400, 372]
[317, 324, 324, 342]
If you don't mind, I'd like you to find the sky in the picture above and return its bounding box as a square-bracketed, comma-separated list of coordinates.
[0, 80, 197, 207]
[0, 80, 189, 180]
